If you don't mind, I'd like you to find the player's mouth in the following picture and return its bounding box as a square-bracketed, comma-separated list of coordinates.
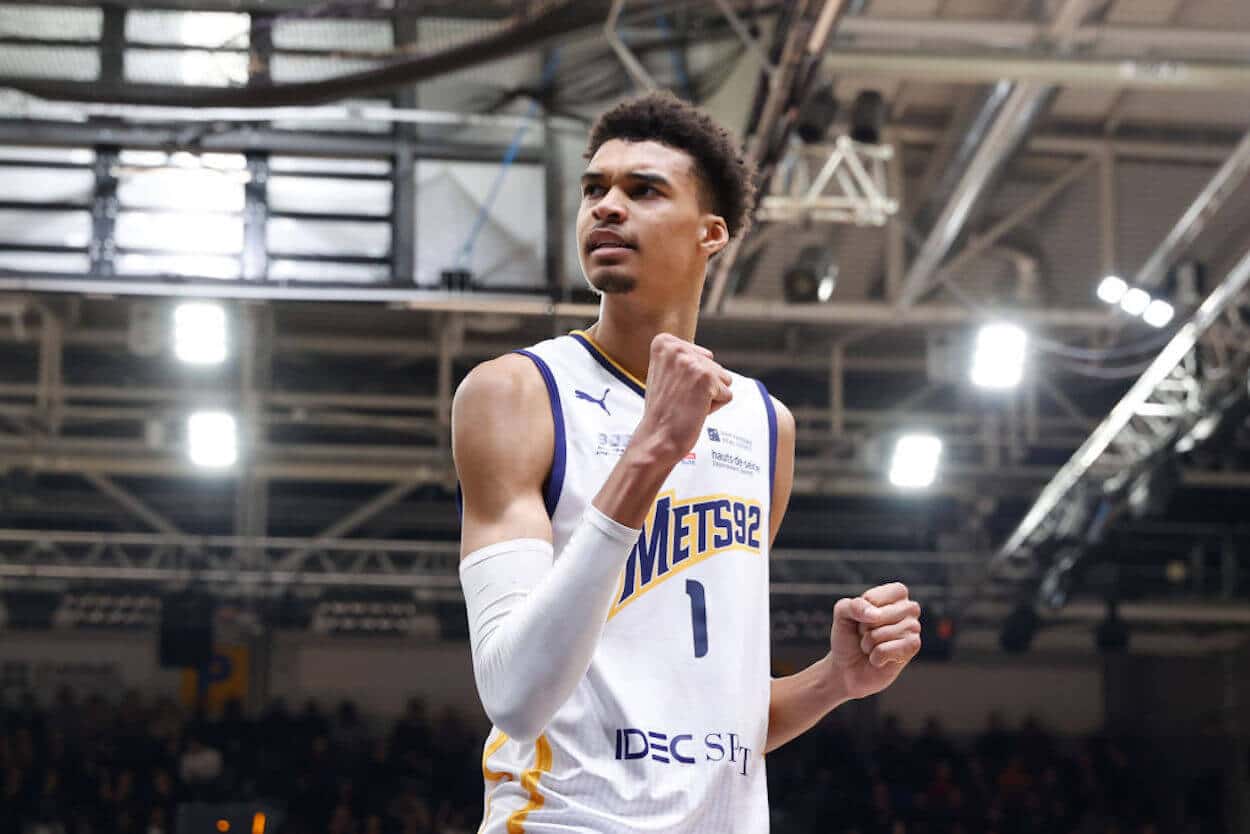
[586, 229, 636, 258]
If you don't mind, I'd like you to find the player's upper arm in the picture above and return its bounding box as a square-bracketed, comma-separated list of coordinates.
[452, 353, 555, 557]
[769, 396, 796, 547]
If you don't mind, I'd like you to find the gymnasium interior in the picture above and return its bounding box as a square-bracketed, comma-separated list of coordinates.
[0, 1, 1248, 832]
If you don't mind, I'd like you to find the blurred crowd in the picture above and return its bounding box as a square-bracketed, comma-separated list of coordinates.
[0, 689, 480, 834]
[0, 688, 1230, 834]
[768, 712, 1225, 834]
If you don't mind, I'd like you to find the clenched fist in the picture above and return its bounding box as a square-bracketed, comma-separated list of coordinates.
[829, 582, 922, 700]
[636, 332, 733, 467]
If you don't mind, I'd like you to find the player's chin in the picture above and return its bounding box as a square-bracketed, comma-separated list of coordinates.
[587, 269, 638, 296]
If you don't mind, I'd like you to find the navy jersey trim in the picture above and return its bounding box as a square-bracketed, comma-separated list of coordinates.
[570, 332, 646, 398]
[514, 349, 567, 518]
[756, 379, 778, 505]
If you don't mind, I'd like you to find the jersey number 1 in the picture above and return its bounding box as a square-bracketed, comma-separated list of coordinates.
[685, 579, 708, 658]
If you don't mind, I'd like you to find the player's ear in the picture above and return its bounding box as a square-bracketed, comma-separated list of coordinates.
[699, 214, 729, 258]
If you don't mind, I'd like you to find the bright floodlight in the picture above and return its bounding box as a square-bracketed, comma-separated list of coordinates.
[1119, 287, 1151, 317]
[188, 411, 237, 468]
[971, 322, 1028, 389]
[1143, 299, 1175, 328]
[174, 302, 227, 364]
[889, 433, 943, 489]
[817, 275, 835, 302]
[1096, 275, 1128, 304]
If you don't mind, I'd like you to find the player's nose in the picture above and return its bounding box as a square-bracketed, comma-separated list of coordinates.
[591, 187, 628, 222]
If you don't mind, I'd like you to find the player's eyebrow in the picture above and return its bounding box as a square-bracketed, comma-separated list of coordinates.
[580, 170, 673, 189]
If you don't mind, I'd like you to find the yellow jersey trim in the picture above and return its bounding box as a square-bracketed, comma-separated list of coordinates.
[478, 730, 512, 834]
[506, 734, 553, 834]
[569, 329, 647, 391]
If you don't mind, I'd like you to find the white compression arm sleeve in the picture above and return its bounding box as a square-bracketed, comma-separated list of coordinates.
[459, 505, 639, 743]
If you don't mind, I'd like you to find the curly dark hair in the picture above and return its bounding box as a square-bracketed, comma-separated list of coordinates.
[585, 91, 757, 241]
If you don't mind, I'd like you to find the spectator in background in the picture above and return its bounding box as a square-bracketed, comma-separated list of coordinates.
[331, 701, 371, 770]
[0, 685, 1194, 834]
[176, 733, 222, 800]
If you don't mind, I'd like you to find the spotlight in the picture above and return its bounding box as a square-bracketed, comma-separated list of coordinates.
[796, 84, 839, 144]
[817, 272, 837, 302]
[1119, 287, 1151, 317]
[850, 90, 886, 145]
[889, 433, 942, 489]
[188, 411, 238, 468]
[783, 246, 835, 303]
[971, 322, 1027, 390]
[173, 302, 228, 365]
[1143, 299, 1174, 328]
[1096, 275, 1128, 304]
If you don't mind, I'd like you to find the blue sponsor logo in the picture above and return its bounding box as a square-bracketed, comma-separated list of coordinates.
[706, 426, 753, 451]
[576, 387, 612, 416]
[614, 728, 752, 775]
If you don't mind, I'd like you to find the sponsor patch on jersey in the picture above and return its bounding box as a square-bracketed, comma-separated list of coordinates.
[613, 728, 753, 775]
[706, 426, 753, 451]
[710, 450, 760, 476]
[610, 490, 763, 618]
[594, 432, 632, 458]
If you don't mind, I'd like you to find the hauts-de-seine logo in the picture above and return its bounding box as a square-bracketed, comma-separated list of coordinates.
[610, 490, 763, 618]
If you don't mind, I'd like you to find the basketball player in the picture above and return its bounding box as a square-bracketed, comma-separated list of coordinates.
[453, 92, 922, 833]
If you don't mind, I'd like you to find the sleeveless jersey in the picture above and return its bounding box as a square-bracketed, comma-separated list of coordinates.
[474, 330, 777, 834]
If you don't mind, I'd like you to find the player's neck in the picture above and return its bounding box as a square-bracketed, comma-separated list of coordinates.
[588, 297, 699, 384]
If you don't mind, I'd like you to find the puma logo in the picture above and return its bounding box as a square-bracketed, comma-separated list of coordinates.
[576, 388, 611, 416]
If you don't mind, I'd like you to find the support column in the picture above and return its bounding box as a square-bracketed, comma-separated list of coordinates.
[234, 306, 272, 566]
[829, 344, 844, 438]
[1099, 144, 1118, 280]
[391, 14, 419, 286]
[36, 307, 63, 436]
[884, 127, 906, 301]
[243, 13, 273, 283]
[542, 49, 565, 302]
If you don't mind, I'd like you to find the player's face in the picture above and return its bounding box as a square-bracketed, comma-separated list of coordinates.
[577, 139, 727, 299]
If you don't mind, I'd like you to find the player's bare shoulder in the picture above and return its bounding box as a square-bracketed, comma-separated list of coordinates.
[452, 353, 556, 554]
[770, 395, 795, 441]
[452, 352, 554, 474]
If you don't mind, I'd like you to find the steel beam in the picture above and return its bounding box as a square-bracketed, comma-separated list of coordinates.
[997, 242, 1250, 560]
[705, 0, 848, 311]
[895, 125, 1236, 165]
[1130, 127, 1250, 291]
[836, 17, 1250, 57]
[82, 472, 183, 535]
[279, 479, 423, 570]
[819, 48, 1250, 90]
[7, 2, 603, 107]
[0, 0, 515, 13]
[0, 277, 1118, 327]
[0, 121, 543, 164]
[897, 0, 1104, 310]
[934, 154, 1095, 288]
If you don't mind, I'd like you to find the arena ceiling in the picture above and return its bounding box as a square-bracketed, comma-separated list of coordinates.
[0, 0, 1247, 647]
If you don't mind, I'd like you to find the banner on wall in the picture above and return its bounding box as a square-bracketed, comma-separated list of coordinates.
[180, 644, 249, 714]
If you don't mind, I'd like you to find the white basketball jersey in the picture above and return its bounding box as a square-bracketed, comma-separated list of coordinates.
[474, 330, 777, 834]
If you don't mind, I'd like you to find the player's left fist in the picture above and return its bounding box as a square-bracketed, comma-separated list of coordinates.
[828, 582, 921, 700]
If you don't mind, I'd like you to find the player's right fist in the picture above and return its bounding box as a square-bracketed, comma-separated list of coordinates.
[635, 332, 732, 466]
